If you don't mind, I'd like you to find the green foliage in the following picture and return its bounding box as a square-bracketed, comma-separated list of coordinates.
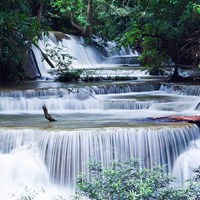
[7, 160, 200, 200]
[125, 1, 200, 69]
[138, 37, 170, 75]
[44, 42, 74, 71]
[11, 185, 68, 200]
[1, 0, 199, 80]
[56, 69, 83, 82]
[0, 0, 42, 80]
[51, 0, 89, 32]
[91, 0, 200, 75]
[52, 0, 88, 26]
[93, 0, 134, 40]
[75, 158, 200, 200]
[42, 39, 83, 82]
[193, 3, 200, 14]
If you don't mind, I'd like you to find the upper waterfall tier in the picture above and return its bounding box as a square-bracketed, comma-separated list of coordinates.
[31, 32, 140, 78]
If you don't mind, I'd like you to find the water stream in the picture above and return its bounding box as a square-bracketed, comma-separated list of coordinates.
[1, 33, 200, 199]
[1, 81, 200, 199]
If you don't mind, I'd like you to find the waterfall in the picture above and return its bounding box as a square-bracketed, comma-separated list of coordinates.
[2, 82, 200, 114]
[103, 100, 152, 110]
[0, 94, 153, 112]
[0, 142, 72, 199]
[172, 138, 200, 185]
[0, 83, 160, 113]
[160, 83, 200, 96]
[61, 34, 103, 66]
[0, 125, 199, 190]
[31, 32, 140, 78]
[1, 80, 200, 198]
[91, 82, 160, 94]
[93, 36, 134, 56]
[0, 82, 160, 97]
[31, 44, 55, 79]
[0, 82, 160, 98]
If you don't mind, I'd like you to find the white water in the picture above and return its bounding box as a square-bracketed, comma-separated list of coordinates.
[90, 69, 148, 77]
[0, 125, 199, 199]
[0, 144, 72, 200]
[172, 139, 200, 185]
[0, 82, 159, 97]
[160, 83, 200, 96]
[2, 37, 200, 198]
[0, 87, 199, 116]
[32, 32, 140, 79]
[0, 82, 200, 199]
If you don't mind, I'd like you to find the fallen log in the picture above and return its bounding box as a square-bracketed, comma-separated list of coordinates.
[151, 116, 200, 126]
[152, 116, 200, 121]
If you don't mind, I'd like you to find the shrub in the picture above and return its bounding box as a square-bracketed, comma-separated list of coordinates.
[75, 158, 200, 200]
[56, 69, 83, 82]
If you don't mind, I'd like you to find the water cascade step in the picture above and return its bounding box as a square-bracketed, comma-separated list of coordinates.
[173, 138, 200, 185]
[1, 80, 200, 198]
[160, 83, 200, 96]
[0, 83, 161, 112]
[31, 32, 140, 79]
[0, 125, 199, 189]
[0, 82, 160, 98]
[91, 82, 160, 94]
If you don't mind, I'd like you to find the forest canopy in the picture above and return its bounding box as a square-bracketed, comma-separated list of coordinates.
[0, 0, 199, 80]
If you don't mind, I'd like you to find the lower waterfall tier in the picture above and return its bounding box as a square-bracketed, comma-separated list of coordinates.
[0, 124, 199, 189]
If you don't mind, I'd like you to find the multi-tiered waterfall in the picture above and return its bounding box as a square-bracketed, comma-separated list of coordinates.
[30, 32, 141, 80]
[1, 81, 200, 199]
[1, 32, 200, 199]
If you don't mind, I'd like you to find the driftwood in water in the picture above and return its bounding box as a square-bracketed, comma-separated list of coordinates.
[151, 116, 200, 126]
[42, 105, 57, 122]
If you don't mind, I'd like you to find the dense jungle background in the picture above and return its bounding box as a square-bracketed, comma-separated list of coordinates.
[0, 0, 199, 81]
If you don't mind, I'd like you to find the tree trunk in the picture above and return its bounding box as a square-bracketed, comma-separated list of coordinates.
[170, 65, 179, 79]
[37, 0, 44, 21]
[86, 0, 93, 37]
[70, 0, 93, 38]
[166, 39, 182, 81]
[70, 12, 84, 34]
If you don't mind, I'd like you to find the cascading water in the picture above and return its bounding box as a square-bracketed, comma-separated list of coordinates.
[0, 125, 199, 191]
[31, 32, 141, 79]
[0, 82, 160, 97]
[1, 83, 199, 114]
[1, 79, 200, 199]
[160, 83, 200, 96]
[91, 82, 160, 94]
[172, 138, 200, 185]
[0, 141, 72, 199]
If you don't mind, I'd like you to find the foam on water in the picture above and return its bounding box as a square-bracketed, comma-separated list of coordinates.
[0, 125, 199, 192]
[173, 139, 200, 185]
[1, 76, 200, 198]
[0, 144, 73, 200]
